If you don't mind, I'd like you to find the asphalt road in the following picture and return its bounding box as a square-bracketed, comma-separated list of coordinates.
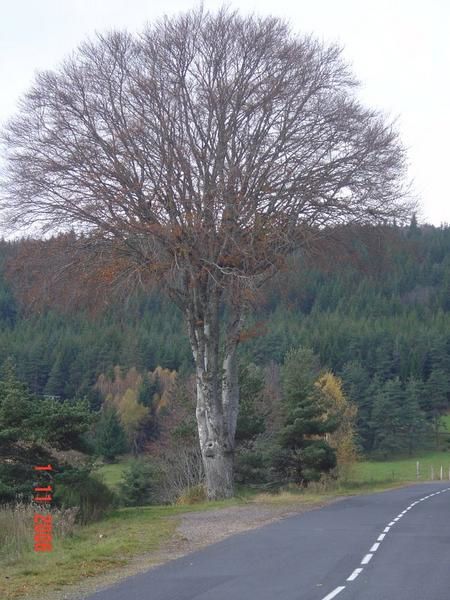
[84, 482, 450, 600]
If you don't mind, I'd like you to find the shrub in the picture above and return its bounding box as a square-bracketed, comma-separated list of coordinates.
[119, 459, 161, 506]
[54, 466, 116, 524]
[234, 448, 268, 484]
[157, 444, 204, 504]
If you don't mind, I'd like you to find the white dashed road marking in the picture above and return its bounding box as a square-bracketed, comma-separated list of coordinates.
[319, 486, 450, 600]
[347, 568, 363, 582]
[322, 586, 346, 600]
[361, 553, 373, 565]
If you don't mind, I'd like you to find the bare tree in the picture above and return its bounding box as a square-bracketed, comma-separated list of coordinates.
[0, 8, 412, 499]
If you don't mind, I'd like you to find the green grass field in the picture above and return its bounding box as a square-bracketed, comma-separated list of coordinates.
[95, 457, 135, 489]
[349, 450, 450, 484]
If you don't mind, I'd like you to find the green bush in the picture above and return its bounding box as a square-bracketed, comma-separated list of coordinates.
[300, 441, 337, 482]
[54, 466, 116, 524]
[234, 448, 268, 484]
[119, 460, 161, 507]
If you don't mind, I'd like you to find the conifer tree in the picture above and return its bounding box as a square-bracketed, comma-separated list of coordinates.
[371, 377, 404, 457]
[341, 360, 371, 451]
[95, 407, 128, 462]
[0, 358, 92, 502]
[424, 369, 449, 448]
[316, 372, 358, 474]
[235, 363, 266, 443]
[402, 377, 428, 455]
[273, 348, 337, 485]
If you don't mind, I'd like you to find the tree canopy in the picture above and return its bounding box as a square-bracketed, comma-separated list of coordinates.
[1, 7, 412, 498]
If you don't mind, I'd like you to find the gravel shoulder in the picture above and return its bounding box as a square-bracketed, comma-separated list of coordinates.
[41, 497, 338, 600]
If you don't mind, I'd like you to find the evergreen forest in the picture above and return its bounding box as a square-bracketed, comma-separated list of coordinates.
[0, 221, 449, 462]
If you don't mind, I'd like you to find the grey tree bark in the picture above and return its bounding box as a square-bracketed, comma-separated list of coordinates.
[185, 282, 245, 498]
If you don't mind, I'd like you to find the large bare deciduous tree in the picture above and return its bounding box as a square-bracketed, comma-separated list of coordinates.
[0, 8, 412, 498]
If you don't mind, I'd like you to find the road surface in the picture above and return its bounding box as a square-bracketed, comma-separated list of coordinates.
[84, 482, 450, 600]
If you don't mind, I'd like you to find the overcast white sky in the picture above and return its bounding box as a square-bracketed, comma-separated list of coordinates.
[1, 0, 449, 225]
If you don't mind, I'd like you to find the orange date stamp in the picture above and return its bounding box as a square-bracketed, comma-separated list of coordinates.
[33, 464, 53, 552]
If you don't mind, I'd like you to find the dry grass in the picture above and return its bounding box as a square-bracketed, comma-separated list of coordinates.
[249, 490, 328, 505]
[0, 504, 181, 600]
[175, 484, 207, 505]
[0, 502, 78, 563]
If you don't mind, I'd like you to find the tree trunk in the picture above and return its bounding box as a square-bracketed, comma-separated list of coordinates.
[187, 296, 244, 500]
[195, 354, 237, 500]
[202, 440, 234, 500]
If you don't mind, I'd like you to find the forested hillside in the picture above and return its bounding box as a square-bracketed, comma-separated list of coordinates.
[0, 222, 449, 457]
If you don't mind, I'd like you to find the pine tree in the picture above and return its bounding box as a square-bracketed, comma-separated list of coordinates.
[424, 368, 449, 448]
[0, 358, 92, 502]
[235, 363, 266, 443]
[233, 363, 267, 484]
[407, 213, 420, 239]
[371, 377, 404, 457]
[137, 374, 160, 441]
[138, 374, 159, 408]
[273, 347, 337, 485]
[402, 377, 428, 454]
[95, 407, 128, 462]
[44, 353, 67, 398]
[341, 360, 371, 452]
[120, 459, 160, 506]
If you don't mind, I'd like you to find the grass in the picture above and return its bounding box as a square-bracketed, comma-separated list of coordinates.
[94, 457, 134, 490]
[1, 505, 172, 599]
[0, 499, 239, 600]
[0, 504, 78, 563]
[348, 450, 450, 484]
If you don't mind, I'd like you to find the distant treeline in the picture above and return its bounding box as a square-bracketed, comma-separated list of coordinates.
[0, 221, 449, 455]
